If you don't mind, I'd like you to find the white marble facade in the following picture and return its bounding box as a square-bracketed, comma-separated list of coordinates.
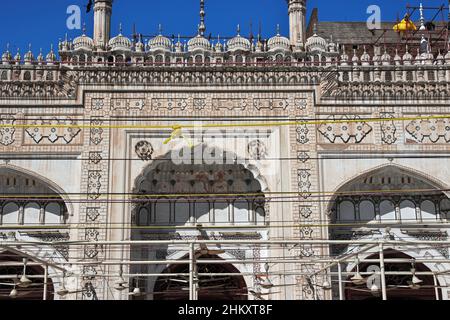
[0, 0, 449, 300]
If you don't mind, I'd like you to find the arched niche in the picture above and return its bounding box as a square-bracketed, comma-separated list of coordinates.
[131, 145, 269, 230]
[129, 146, 269, 300]
[0, 166, 69, 226]
[328, 165, 449, 256]
[0, 250, 55, 300]
[329, 165, 449, 228]
[148, 254, 248, 301]
[345, 250, 439, 300]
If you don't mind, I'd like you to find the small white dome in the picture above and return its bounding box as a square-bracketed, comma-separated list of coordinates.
[436, 51, 444, 64]
[135, 37, 145, 53]
[381, 49, 391, 65]
[2, 45, 12, 62]
[328, 36, 337, 53]
[255, 40, 264, 53]
[73, 25, 94, 51]
[73, 34, 95, 51]
[360, 46, 370, 65]
[187, 35, 211, 51]
[351, 50, 359, 64]
[305, 34, 327, 52]
[59, 34, 71, 52]
[214, 36, 223, 52]
[174, 35, 183, 53]
[37, 49, 44, 63]
[46, 46, 57, 63]
[403, 46, 413, 62]
[108, 25, 132, 51]
[14, 49, 21, 62]
[24, 45, 34, 63]
[394, 49, 402, 64]
[215, 42, 223, 52]
[267, 26, 290, 51]
[227, 25, 251, 52]
[148, 33, 172, 52]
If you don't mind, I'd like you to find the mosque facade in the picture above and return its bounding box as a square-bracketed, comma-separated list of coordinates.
[0, 0, 450, 300]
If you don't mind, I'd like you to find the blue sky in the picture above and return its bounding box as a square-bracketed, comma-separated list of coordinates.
[0, 0, 447, 54]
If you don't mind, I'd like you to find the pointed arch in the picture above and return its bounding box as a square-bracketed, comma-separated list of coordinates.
[133, 144, 270, 195]
[0, 164, 73, 216]
[328, 163, 449, 210]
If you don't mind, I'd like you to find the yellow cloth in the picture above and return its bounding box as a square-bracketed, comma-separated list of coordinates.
[164, 125, 193, 148]
[393, 18, 417, 32]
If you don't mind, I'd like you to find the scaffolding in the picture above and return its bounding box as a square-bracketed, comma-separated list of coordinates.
[1, 238, 449, 300]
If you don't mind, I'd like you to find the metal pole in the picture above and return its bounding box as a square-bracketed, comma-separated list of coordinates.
[313, 275, 318, 300]
[43, 264, 48, 301]
[194, 259, 198, 301]
[433, 273, 440, 300]
[2, 257, 448, 267]
[189, 242, 194, 301]
[337, 263, 344, 300]
[311, 244, 378, 277]
[379, 243, 387, 301]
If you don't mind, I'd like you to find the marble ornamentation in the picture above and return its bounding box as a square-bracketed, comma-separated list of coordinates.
[135, 141, 154, 161]
[25, 118, 81, 144]
[380, 113, 397, 145]
[212, 98, 247, 111]
[91, 99, 104, 110]
[298, 169, 312, 199]
[318, 116, 372, 143]
[111, 98, 145, 111]
[87, 171, 102, 200]
[247, 140, 267, 160]
[253, 99, 289, 111]
[152, 98, 187, 111]
[0, 116, 15, 146]
[296, 124, 309, 144]
[90, 119, 104, 145]
[406, 118, 450, 143]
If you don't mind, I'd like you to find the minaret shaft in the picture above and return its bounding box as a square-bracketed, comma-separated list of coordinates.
[93, 0, 113, 50]
[287, 0, 306, 47]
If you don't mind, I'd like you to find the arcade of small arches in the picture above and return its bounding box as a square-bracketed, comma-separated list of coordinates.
[0, 168, 68, 226]
[67, 52, 306, 68]
[330, 166, 450, 225]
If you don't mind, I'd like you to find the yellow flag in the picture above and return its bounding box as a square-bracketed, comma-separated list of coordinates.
[163, 125, 182, 145]
[393, 17, 417, 32]
[163, 125, 193, 148]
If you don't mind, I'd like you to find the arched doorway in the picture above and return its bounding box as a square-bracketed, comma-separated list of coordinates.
[0, 167, 68, 300]
[0, 251, 54, 300]
[152, 255, 247, 300]
[345, 250, 438, 300]
[327, 165, 449, 300]
[130, 146, 268, 300]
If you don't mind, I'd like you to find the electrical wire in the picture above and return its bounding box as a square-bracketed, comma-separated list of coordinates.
[4, 154, 450, 162]
[0, 186, 447, 199]
[2, 113, 450, 130]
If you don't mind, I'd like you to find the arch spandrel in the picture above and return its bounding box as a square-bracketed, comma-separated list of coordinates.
[133, 144, 271, 195]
